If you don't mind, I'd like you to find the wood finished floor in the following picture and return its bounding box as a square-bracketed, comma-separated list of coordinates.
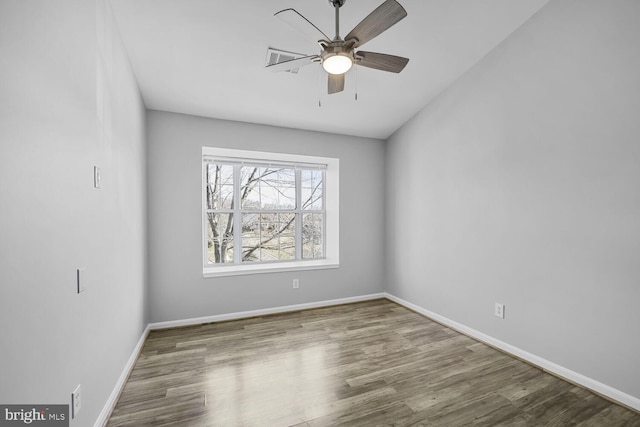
[107, 299, 640, 426]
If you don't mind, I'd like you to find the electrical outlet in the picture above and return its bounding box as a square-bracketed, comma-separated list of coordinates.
[292, 279, 299, 289]
[495, 303, 505, 319]
[72, 384, 81, 419]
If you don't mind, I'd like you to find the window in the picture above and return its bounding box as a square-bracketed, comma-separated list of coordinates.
[202, 147, 339, 277]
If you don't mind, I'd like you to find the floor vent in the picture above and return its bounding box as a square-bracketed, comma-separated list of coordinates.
[266, 48, 307, 74]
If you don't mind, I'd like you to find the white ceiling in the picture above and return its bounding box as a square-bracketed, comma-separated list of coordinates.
[110, 0, 549, 139]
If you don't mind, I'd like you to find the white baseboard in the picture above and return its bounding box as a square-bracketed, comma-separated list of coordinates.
[149, 293, 386, 330]
[95, 291, 639, 427]
[94, 324, 151, 427]
[384, 292, 640, 412]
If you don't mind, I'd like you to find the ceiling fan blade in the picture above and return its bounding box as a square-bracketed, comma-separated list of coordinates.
[266, 55, 319, 72]
[345, 0, 407, 48]
[275, 8, 331, 44]
[356, 51, 409, 73]
[328, 73, 345, 94]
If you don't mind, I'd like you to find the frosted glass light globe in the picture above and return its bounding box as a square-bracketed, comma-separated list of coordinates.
[322, 54, 353, 75]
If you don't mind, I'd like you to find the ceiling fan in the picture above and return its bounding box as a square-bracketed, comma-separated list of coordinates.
[266, 0, 409, 95]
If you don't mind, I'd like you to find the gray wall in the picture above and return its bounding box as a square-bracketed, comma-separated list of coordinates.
[386, 0, 640, 399]
[0, 1, 147, 425]
[147, 111, 385, 323]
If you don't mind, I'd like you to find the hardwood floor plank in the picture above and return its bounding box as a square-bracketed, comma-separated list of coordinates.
[107, 299, 640, 426]
[576, 405, 640, 426]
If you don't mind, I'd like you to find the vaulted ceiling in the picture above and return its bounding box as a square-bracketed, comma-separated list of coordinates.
[110, 0, 549, 139]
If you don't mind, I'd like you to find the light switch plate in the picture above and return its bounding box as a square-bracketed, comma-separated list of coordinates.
[77, 268, 86, 293]
[72, 384, 81, 419]
[495, 302, 505, 319]
[94, 166, 101, 189]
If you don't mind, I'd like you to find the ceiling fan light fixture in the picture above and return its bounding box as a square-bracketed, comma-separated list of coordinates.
[322, 53, 353, 74]
[271, 0, 409, 93]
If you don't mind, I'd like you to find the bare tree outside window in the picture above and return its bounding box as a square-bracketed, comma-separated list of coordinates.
[206, 164, 234, 263]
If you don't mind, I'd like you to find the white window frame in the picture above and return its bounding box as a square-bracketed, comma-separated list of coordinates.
[202, 147, 339, 278]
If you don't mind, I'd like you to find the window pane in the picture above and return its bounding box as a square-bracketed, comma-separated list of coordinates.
[207, 164, 234, 210]
[302, 188, 323, 210]
[275, 169, 296, 209]
[241, 213, 261, 262]
[242, 213, 296, 262]
[241, 166, 296, 210]
[279, 236, 296, 260]
[277, 213, 296, 261]
[240, 167, 261, 210]
[206, 213, 234, 263]
[259, 185, 280, 209]
[301, 169, 323, 211]
[302, 213, 324, 259]
[301, 169, 322, 187]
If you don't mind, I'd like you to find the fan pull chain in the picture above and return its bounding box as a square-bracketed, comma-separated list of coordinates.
[355, 66, 358, 101]
[318, 66, 322, 108]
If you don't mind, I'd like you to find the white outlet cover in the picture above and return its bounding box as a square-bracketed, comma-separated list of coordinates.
[72, 384, 81, 419]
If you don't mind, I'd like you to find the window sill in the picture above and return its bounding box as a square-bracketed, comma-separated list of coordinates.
[203, 259, 339, 278]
